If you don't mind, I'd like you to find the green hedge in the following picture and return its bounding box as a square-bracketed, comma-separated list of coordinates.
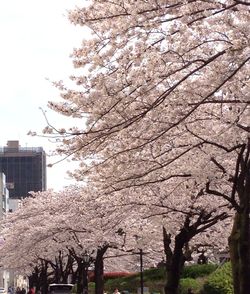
[202, 262, 233, 294]
[179, 278, 200, 294]
[104, 268, 165, 293]
[182, 264, 218, 279]
[103, 264, 220, 293]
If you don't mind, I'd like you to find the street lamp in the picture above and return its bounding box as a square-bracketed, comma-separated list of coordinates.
[82, 253, 90, 294]
[135, 235, 144, 294]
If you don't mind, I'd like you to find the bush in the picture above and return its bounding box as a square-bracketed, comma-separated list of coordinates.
[179, 278, 200, 294]
[182, 264, 218, 279]
[142, 268, 165, 281]
[88, 282, 95, 294]
[104, 269, 165, 293]
[202, 262, 233, 294]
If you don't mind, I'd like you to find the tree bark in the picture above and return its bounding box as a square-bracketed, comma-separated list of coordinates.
[164, 231, 186, 294]
[83, 265, 88, 294]
[76, 261, 84, 294]
[94, 245, 108, 294]
[40, 261, 49, 294]
[162, 210, 225, 294]
[229, 141, 250, 294]
[229, 208, 250, 294]
[229, 213, 240, 294]
[28, 266, 39, 291]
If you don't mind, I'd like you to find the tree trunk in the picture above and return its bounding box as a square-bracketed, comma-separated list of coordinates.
[229, 141, 250, 294]
[164, 235, 185, 294]
[83, 266, 88, 294]
[94, 246, 108, 294]
[77, 262, 84, 294]
[229, 209, 250, 294]
[229, 213, 240, 294]
[40, 261, 49, 294]
[28, 267, 39, 290]
[238, 204, 250, 294]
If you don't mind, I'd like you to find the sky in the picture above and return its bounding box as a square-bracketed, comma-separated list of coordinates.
[0, 0, 87, 191]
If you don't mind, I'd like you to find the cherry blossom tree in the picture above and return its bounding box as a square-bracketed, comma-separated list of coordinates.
[0, 186, 160, 294]
[35, 1, 250, 293]
[29, 0, 250, 293]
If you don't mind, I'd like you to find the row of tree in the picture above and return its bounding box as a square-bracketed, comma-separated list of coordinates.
[4, 1, 250, 294]
[0, 187, 149, 294]
[0, 185, 228, 294]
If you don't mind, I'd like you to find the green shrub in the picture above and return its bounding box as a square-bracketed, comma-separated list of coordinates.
[202, 262, 233, 294]
[179, 278, 200, 294]
[104, 269, 165, 293]
[143, 268, 165, 281]
[182, 264, 218, 279]
[105, 275, 139, 292]
[88, 282, 95, 294]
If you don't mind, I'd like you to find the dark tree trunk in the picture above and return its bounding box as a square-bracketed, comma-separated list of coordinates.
[229, 141, 250, 294]
[28, 267, 39, 290]
[63, 254, 74, 283]
[94, 245, 108, 294]
[53, 260, 61, 283]
[83, 265, 88, 294]
[71, 270, 78, 285]
[40, 261, 49, 294]
[162, 210, 226, 294]
[228, 212, 240, 293]
[77, 261, 84, 294]
[164, 229, 186, 294]
[229, 207, 250, 294]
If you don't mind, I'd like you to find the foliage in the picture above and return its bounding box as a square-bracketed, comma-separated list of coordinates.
[202, 262, 233, 294]
[181, 264, 218, 279]
[105, 276, 137, 293]
[179, 278, 200, 294]
[103, 265, 217, 293]
[142, 267, 165, 281]
[104, 268, 165, 293]
[88, 282, 95, 294]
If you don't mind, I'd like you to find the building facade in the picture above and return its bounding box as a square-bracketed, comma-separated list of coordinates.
[0, 172, 10, 290]
[0, 172, 9, 217]
[0, 141, 46, 199]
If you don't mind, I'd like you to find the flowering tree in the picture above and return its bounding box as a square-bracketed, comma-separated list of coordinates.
[0, 187, 118, 293]
[38, 1, 250, 293]
[0, 186, 161, 293]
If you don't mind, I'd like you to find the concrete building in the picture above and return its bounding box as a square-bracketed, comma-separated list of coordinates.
[0, 141, 47, 291]
[0, 141, 47, 199]
[0, 172, 10, 291]
[0, 173, 9, 217]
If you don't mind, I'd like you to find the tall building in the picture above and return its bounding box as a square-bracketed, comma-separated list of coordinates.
[0, 172, 9, 290]
[0, 172, 9, 218]
[0, 140, 46, 199]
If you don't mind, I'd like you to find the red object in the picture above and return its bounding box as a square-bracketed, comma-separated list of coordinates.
[88, 271, 135, 282]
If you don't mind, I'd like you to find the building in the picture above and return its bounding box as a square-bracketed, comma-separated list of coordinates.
[0, 172, 10, 291]
[0, 172, 9, 217]
[0, 141, 46, 199]
[0, 142, 46, 291]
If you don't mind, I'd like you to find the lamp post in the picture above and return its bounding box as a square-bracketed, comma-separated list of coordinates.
[135, 235, 144, 294]
[82, 253, 90, 294]
[139, 248, 144, 294]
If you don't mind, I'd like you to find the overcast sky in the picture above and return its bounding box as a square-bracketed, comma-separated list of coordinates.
[0, 0, 86, 190]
